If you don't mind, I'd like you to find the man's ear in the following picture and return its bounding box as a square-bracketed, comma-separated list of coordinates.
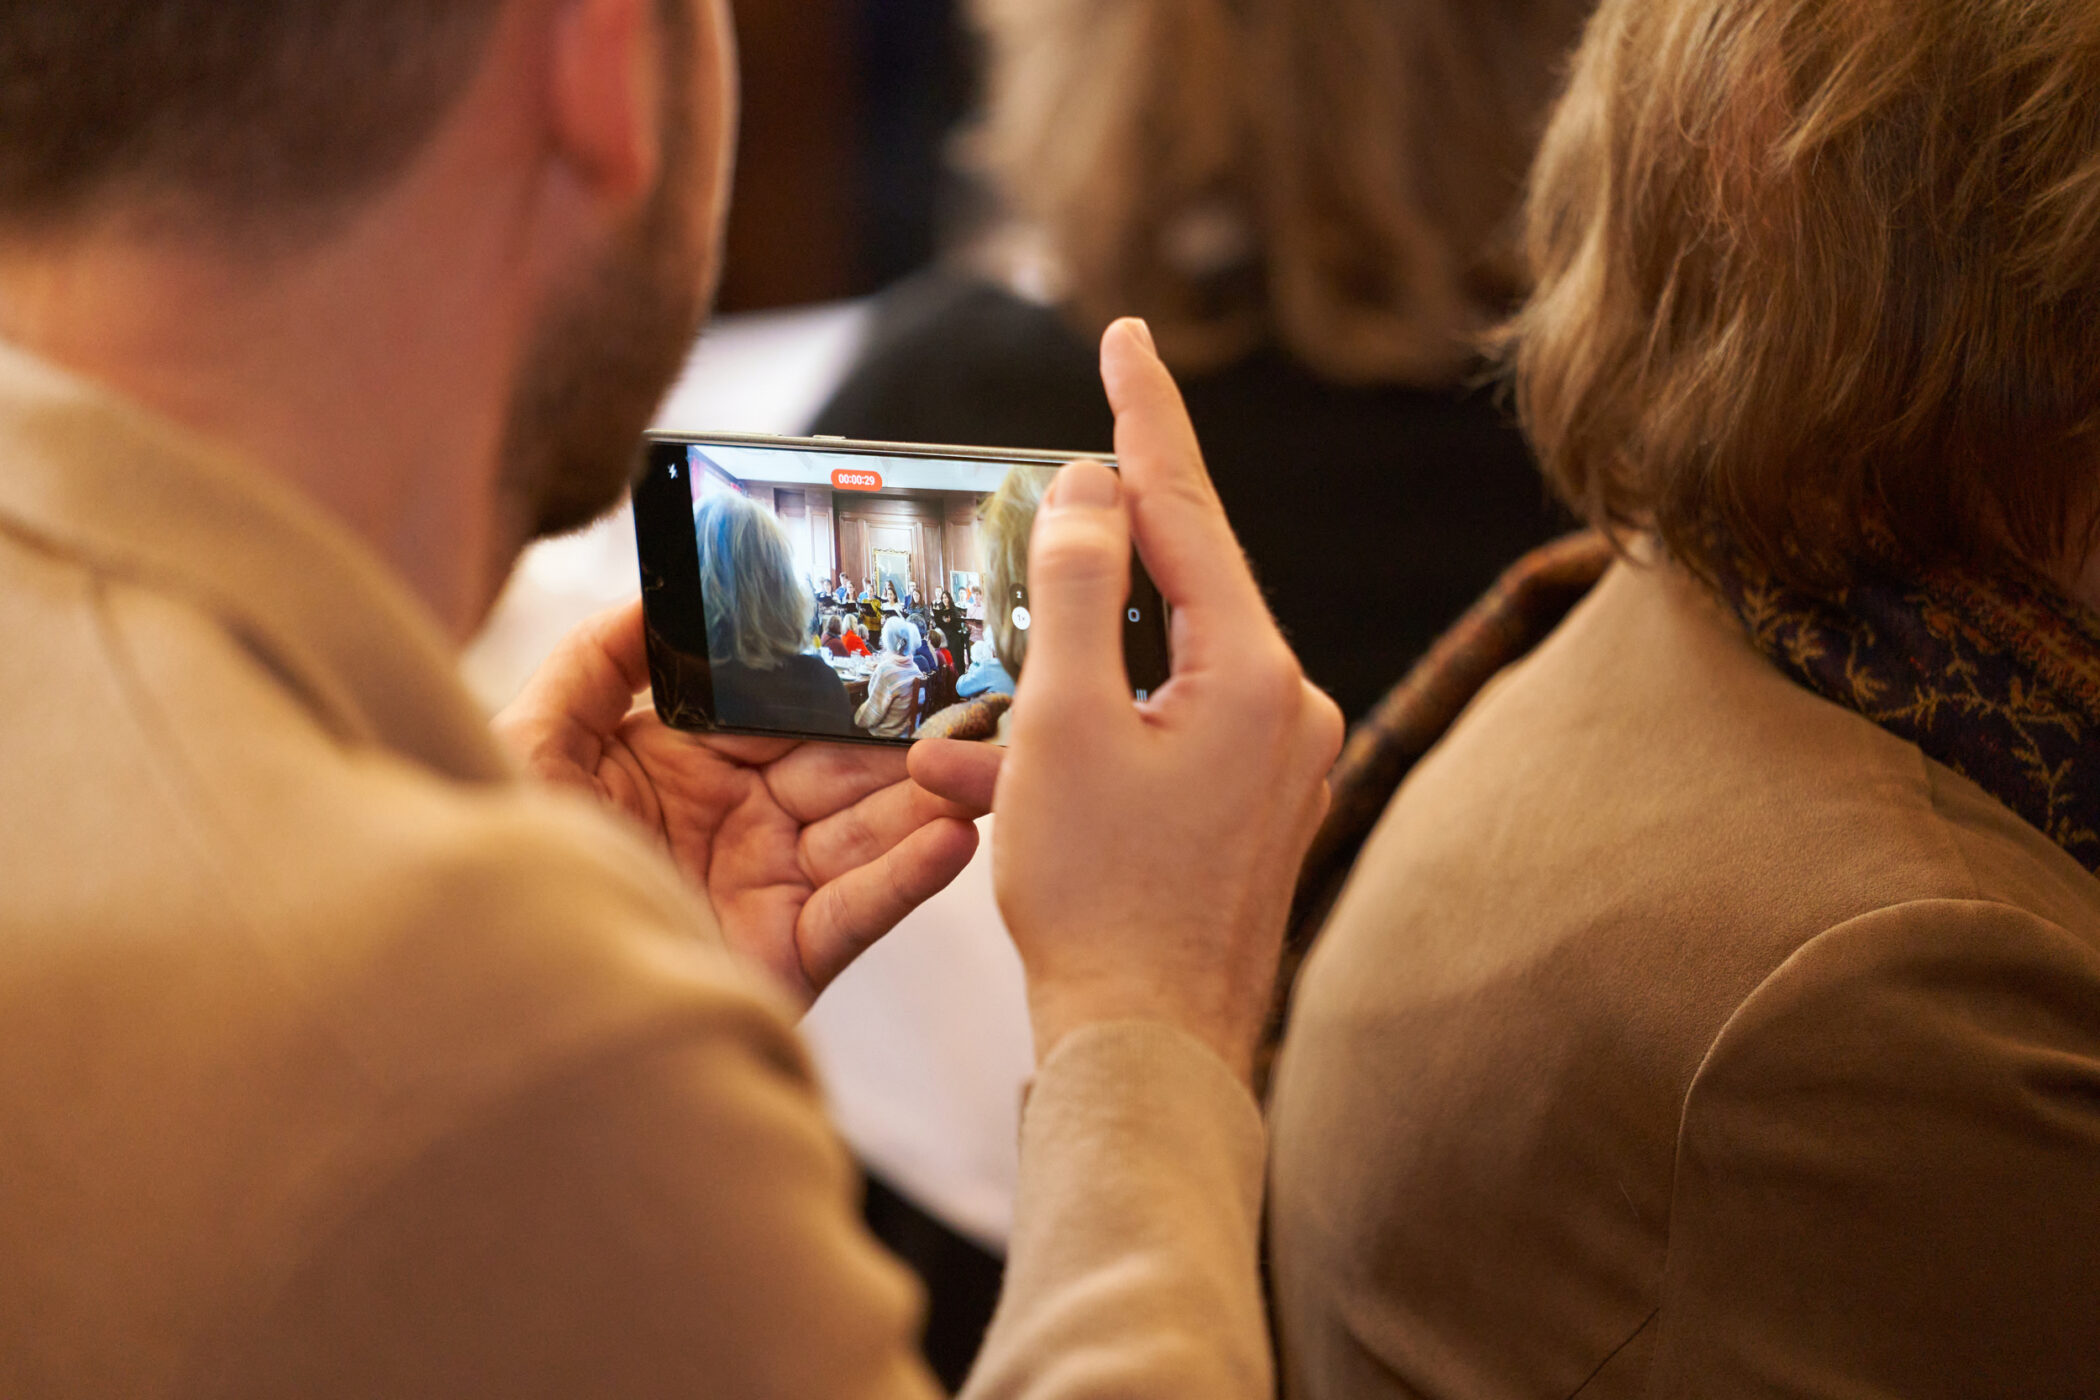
[547, 0, 662, 212]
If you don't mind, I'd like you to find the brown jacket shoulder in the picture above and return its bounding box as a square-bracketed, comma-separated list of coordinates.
[1269, 559, 2100, 1400]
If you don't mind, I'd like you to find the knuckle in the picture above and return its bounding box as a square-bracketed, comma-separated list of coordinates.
[1028, 525, 1125, 594]
[1243, 645, 1305, 713]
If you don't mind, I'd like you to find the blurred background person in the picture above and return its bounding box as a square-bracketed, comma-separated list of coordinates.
[814, 0, 1592, 724]
[696, 491, 860, 738]
[1268, 0, 2100, 1394]
[930, 627, 956, 671]
[857, 618, 927, 738]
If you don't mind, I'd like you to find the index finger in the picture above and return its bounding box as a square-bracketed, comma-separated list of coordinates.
[1101, 319, 1270, 633]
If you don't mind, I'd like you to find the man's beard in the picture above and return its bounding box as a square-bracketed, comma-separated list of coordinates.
[497, 112, 712, 543]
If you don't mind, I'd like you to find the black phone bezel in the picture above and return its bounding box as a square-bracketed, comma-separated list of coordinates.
[634, 431, 1171, 747]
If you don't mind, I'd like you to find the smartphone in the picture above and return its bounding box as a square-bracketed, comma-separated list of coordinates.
[634, 431, 1171, 746]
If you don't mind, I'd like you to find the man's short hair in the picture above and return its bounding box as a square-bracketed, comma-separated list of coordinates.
[1507, 0, 2100, 589]
[0, 1, 504, 236]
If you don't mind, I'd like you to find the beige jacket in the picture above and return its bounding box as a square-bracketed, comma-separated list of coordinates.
[0, 344, 1270, 1399]
[1268, 557, 2100, 1399]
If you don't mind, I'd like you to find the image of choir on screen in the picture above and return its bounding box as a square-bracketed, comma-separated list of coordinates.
[694, 465, 1049, 740]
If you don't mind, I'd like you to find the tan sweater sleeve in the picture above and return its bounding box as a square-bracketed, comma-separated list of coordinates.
[202, 1009, 1269, 1398]
[963, 1021, 1273, 1400]
[1646, 900, 2100, 1399]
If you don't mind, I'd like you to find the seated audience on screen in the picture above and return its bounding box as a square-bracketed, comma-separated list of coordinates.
[929, 628, 955, 671]
[955, 640, 1016, 700]
[854, 618, 924, 739]
[910, 624, 940, 675]
[1266, 1, 2100, 1396]
[842, 617, 872, 657]
[695, 493, 857, 738]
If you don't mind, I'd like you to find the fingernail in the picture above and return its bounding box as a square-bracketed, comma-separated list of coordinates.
[1051, 460, 1121, 511]
[1127, 318, 1157, 354]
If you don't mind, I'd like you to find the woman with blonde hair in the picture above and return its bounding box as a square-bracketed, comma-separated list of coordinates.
[1268, 1, 2100, 1394]
[694, 492, 857, 738]
[977, 464, 1053, 682]
[813, 0, 1589, 722]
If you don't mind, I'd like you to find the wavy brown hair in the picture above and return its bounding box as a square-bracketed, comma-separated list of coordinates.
[967, 0, 1593, 385]
[1507, 0, 2100, 589]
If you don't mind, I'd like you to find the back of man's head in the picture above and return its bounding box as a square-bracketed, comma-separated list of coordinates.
[0, 1, 503, 238]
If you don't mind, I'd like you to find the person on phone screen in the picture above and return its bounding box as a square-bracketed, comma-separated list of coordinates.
[956, 640, 1016, 700]
[692, 493, 857, 739]
[0, 0, 1348, 1393]
[909, 623, 941, 676]
[856, 618, 928, 739]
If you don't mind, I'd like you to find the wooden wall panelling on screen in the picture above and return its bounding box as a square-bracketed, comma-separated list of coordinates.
[836, 493, 950, 599]
[736, 483, 839, 588]
[943, 494, 981, 584]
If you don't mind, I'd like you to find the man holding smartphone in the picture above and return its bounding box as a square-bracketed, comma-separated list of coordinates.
[0, 0, 1341, 1394]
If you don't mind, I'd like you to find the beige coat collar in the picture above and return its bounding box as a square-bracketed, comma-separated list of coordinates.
[0, 339, 511, 784]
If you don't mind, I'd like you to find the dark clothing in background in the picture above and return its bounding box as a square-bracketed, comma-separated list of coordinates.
[711, 654, 858, 738]
[812, 273, 1572, 723]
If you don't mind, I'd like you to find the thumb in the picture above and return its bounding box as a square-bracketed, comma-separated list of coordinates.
[1015, 460, 1135, 718]
[494, 599, 651, 766]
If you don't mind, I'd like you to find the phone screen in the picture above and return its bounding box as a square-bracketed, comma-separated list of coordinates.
[635, 434, 1170, 746]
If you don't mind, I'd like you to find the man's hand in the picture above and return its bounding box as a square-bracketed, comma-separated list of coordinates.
[987, 319, 1346, 1085]
[493, 604, 1002, 1009]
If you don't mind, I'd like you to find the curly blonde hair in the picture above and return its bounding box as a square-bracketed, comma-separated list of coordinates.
[1507, 0, 2100, 589]
[966, 0, 1593, 385]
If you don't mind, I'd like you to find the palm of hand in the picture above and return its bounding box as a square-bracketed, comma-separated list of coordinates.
[586, 716, 833, 1000]
[504, 692, 985, 1009]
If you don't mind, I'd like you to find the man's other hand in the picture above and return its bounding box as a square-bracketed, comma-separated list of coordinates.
[991, 319, 1347, 1085]
[494, 603, 1002, 1009]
